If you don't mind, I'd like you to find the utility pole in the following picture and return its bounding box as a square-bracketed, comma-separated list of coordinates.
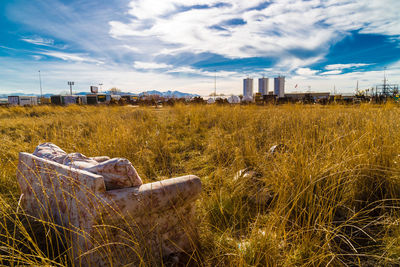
[356, 80, 359, 95]
[383, 67, 387, 96]
[214, 69, 217, 100]
[68, 81, 74, 95]
[38, 70, 43, 98]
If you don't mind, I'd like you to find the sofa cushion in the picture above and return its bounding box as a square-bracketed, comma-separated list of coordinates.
[32, 143, 142, 190]
[84, 158, 143, 190]
[63, 153, 99, 169]
[33, 142, 67, 164]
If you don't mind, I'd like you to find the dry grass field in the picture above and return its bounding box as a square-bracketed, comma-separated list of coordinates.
[1, 104, 400, 266]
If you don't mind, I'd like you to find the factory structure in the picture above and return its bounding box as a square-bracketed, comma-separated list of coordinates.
[274, 76, 285, 98]
[258, 78, 269, 95]
[241, 76, 337, 104]
[243, 76, 285, 98]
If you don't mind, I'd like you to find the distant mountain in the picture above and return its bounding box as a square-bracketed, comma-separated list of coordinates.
[139, 90, 200, 98]
[0, 90, 199, 99]
[0, 93, 53, 98]
[102, 91, 137, 96]
[75, 92, 91, 95]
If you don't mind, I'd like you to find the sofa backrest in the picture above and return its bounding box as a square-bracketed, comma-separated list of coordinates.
[17, 152, 106, 227]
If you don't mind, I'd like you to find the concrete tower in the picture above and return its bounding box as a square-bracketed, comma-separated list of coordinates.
[243, 78, 253, 97]
[274, 76, 285, 98]
[258, 78, 269, 95]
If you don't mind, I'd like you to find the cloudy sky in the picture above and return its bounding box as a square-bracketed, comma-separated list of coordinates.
[1, 0, 400, 95]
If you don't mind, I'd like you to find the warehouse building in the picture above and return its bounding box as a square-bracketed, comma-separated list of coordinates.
[8, 96, 38, 106]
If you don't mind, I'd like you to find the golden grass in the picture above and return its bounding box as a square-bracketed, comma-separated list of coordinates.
[1, 103, 400, 266]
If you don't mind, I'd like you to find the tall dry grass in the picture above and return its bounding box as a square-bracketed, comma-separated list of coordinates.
[1, 104, 400, 265]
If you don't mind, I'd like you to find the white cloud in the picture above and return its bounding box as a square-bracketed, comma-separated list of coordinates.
[296, 68, 318, 76]
[109, 0, 400, 63]
[167, 66, 203, 74]
[323, 0, 400, 37]
[133, 61, 173, 69]
[320, 70, 342, 75]
[325, 63, 372, 70]
[167, 66, 239, 78]
[110, 0, 335, 59]
[131, 62, 242, 78]
[122, 45, 141, 53]
[21, 37, 54, 46]
[39, 51, 104, 64]
[288, 60, 400, 93]
[32, 55, 43, 60]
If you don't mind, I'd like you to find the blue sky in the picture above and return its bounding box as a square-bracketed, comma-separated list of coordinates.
[1, 0, 400, 95]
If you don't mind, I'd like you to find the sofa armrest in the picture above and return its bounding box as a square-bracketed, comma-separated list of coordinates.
[103, 175, 201, 215]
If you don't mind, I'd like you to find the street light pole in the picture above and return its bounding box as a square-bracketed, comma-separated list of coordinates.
[68, 81, 74, 95]
[38, 70, 43, 98]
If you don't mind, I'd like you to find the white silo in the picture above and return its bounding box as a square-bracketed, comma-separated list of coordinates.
[258, 78, 269, 95]
[243, 78, 253, 97]
[274, 76, 285, 98]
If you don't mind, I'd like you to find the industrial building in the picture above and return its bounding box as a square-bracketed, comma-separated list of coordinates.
[243, 78, 253, 97]
[121, 95, 139, 104]
[8, 96, 38, 106]
[50, 95, 88, 105]
[86, 94, 121, 105]
[274, 76, 285, 98]
[284, 92, 330, 101]
[258, 78, 269, 95]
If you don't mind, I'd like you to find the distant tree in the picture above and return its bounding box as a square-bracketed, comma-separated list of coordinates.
[190, 96, 205, 104]
[209, 92, 225, 96]
[109, 87, 121, 94]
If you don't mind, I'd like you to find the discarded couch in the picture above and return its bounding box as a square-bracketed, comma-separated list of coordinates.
[16, 143, 202, 266]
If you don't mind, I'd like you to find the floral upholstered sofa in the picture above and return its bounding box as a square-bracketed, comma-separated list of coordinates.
[16, 143, 202, 266]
